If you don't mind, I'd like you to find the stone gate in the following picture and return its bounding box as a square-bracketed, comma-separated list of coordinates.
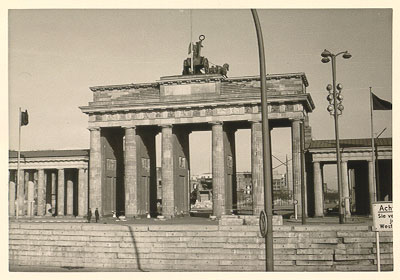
[80, 73, 314, 218]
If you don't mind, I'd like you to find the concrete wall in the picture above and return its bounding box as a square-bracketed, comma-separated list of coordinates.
[9, 221, 393, 271]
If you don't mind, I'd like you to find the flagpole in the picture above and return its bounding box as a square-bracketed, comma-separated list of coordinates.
[190, 10, 194, 74]
[369, 87, 377, 206]
[17, 107, 21, 219]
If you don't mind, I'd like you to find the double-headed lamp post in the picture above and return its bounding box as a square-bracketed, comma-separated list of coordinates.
[321, 49, 352, 224]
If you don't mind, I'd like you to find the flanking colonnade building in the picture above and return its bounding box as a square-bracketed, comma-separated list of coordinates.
[8, 72, 392, 219]
[8, 150, 89, 217]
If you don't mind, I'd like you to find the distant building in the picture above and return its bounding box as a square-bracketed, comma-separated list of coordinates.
[236, 172, 252, 193]
[272, 173, 287, 192]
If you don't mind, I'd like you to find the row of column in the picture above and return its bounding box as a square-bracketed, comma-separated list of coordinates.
[313, 159, 376, 217]
[89, 124, 227, 218]
[88, 118, 303, 218]
[9, 168, 88, 217]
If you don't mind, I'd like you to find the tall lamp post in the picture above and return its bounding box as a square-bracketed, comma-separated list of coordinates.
[321, 49, 351, 224]
[252, 9, 274, 271]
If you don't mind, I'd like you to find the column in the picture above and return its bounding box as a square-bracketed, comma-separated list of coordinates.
[251, 121, 264, 215]
[302, 146, 308, 217]
[9, 171, 16, 217]
[57, 169, 65, 216]
[368, 160, 376, 215]
[124, 126, 138, 217]
[313, 161, 324, 217]
[224, 128, 237, 214]
[51, 172, 57, 213]
[161, 125, 174, 218]
[291, 119, 302, 215]
[341, 160, 351, 217]
[37, 169, 45, 216]
[349, 168, 356, 213]
[17, 170, 25, 216]
[78, 168, 88, 217]
[89, 128, 102, 213]
[66, 172, 74, 216]
[27, 173, 34, 217]
[212, 122, 225, 217]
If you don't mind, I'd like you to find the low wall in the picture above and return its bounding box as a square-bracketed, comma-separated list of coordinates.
[9, 221, 393, 271]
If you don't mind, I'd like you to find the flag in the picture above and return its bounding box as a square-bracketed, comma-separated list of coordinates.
[21, 110, 29, 126]
[372, 93, 392, 110]
[188, 42, 192, 55]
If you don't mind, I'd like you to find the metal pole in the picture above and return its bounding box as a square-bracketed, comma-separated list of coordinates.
[375, 145, 381, 201]
[369, 87, 377, 203]
[376, 231, 381, 271]
[300, 122, 306, 224]
[286, 154, 289, 205]
[331, 56, 344, 224]
[375, 126, 385, 200]
[17, 107, 21, 219]
[190, 10, 194, 74]
[251, 9, 274, 271]
[285, 155, 289, 190]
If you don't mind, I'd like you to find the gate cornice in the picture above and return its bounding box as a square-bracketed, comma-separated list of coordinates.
[88, 73, 309, 92]
[80, 93, 313, 114]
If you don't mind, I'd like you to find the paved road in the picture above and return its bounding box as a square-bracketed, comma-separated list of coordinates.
[11, 214, 372, 225]
[11, 215, 219, 225]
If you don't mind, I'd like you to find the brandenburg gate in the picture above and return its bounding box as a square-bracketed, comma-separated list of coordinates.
[80, 71, 314, 218]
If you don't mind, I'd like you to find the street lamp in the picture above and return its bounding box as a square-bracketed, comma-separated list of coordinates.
[321, 49, 352, 224]
[252, 9, 274, 271]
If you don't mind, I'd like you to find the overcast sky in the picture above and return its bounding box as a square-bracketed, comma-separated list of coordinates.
[7, 8, 392, 177]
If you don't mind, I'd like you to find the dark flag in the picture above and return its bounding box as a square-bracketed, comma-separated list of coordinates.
[372, 93, 392, 110]
[21, 110, 29, 126]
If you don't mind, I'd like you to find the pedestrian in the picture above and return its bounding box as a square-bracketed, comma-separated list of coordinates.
[87, 208, 92, 223]
[95, 208, 99, 223]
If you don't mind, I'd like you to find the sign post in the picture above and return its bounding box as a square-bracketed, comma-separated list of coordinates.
[293, 199, 298, 220]
[371, 202, 393, 272]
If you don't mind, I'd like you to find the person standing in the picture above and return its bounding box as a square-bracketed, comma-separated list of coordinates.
[95, 208, 99, 223]
[87, 208, 92, 223]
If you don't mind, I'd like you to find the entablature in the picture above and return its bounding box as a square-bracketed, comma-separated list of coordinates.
[310, 148, 392, 163]
[9, 157, 89, 170]
[85, 102, 307, 128]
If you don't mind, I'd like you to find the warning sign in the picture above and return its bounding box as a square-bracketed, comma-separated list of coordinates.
[372, 202, 393, 231]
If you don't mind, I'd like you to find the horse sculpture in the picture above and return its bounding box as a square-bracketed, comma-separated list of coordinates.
[182, 35, 229, 78]
[208, 63, 229, 78]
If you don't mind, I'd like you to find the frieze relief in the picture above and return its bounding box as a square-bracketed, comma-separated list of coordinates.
[312, 150, 392, 162]
[145, 112, 156, 119]
[271, 105, 280, 113]
[95, 102, 304, 123]
[244, 105, 252, 114]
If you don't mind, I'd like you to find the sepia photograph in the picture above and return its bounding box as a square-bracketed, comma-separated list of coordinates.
[4, 1, 396, 277]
